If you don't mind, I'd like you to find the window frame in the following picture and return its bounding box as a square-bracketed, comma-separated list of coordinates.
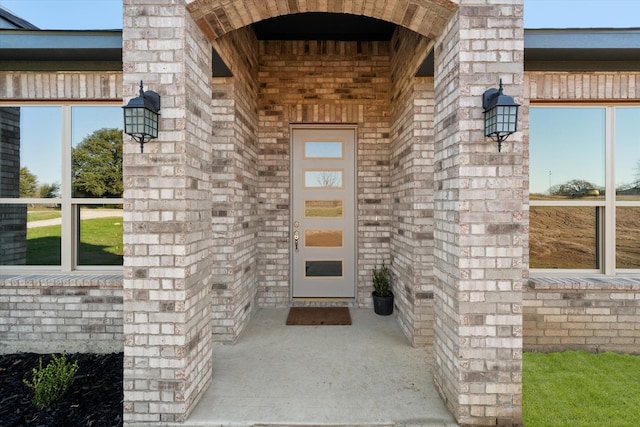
[529, 103, 640, 276]
[0, 102, 123, 273]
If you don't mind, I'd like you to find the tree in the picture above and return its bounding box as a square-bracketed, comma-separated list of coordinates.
[72, 128, 123, 198]
[19, 167, 38, 197]
[317, 171, 339, 187]
[39, 182, 60, 198]
[549, 179, 600, 198]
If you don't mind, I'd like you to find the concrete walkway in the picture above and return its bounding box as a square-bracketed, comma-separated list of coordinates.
[178, 308, 457, 427]
[27, 209, 122, 228]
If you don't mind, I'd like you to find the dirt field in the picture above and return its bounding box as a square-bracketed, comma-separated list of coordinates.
[530, 206, 640, 269]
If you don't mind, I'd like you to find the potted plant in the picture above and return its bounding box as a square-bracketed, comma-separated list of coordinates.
[372, 263, 393, 316]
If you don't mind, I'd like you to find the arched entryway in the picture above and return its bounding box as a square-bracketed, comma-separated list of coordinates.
[122, 1, 526, 425]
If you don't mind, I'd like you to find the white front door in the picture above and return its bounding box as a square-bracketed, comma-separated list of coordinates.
[291, 126, 356, 298]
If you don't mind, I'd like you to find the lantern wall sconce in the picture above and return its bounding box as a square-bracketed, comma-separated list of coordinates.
[123, 81, 161, 153]
[483, 79, 520, 152]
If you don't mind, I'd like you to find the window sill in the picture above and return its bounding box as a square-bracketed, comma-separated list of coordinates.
[528, 276, 640, 291]
[0, 272, 123, 288]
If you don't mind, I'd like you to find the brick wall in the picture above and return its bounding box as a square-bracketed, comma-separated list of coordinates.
[0, 275, 123, 353]
[0, 72, 122, 99]
[256, 39, 392, 306]
[209, 26, 260, 341]
[525, 279, 640, 354]
[526, 71, 640, 100]
[389, 26, 437, 346]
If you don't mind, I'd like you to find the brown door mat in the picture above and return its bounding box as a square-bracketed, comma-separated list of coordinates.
[285, 307, 352, 325]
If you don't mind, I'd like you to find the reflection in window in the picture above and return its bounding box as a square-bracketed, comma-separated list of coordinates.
[305, 230, 342, 247]
[305, 260, 343, 277]
[0, 105, 122, 269]
[72, 107, 123, 198]
[78, 205, 124, 266]
[0, 107, 62, 198]
[615, 108, 640, 200]
[305, 141, 342, 158]
[529, 206, 598, 269]
[305, 171, 343, 188]
[305, 200, 343, 218]
[0, 203, 62, 266]
[530, 108, 605, 198]
[617, 207, 640, 269]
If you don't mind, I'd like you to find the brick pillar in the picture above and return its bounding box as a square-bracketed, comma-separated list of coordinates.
[122, 0, 213, 423]
[433, 1, 525, 426]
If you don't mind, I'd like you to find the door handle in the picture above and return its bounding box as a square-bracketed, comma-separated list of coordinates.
[294, 231, 299, 252]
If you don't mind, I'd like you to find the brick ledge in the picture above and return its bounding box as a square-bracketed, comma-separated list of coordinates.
[0, 273, 123, 288]
[528, 276, 640, 291]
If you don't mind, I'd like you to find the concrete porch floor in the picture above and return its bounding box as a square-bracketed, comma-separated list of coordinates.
[179, 308, 458, 427]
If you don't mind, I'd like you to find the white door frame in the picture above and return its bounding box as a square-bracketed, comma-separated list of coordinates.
[290, 124, 358, 300]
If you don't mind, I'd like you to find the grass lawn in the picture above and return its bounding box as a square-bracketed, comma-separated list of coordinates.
[524, 350, 640, 426]
[27, 217, 123, 265]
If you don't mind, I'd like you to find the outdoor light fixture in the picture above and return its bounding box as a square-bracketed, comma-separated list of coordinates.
[483, 79, 519, 152]
[123, 81, 160, 153]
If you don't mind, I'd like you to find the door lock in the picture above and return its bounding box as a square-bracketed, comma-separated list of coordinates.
[294, 231, 299, 252]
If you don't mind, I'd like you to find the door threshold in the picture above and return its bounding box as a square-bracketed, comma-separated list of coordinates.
[292, 297, 354, 304]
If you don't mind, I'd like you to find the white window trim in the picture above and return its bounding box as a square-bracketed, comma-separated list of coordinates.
[0, 102, 123, 273]
[530, 103, 640, 276]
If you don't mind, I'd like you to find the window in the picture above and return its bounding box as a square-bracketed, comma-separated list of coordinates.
[0, 105, 123, 271]
[529, 106, 640, 274]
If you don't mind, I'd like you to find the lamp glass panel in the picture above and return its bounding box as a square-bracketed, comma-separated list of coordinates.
[485, 108, 498, 136]
[124, 107, 146, 135]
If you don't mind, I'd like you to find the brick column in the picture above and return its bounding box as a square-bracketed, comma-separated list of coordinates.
[433, 1, 525, 425]
[122, 0, 213, 423]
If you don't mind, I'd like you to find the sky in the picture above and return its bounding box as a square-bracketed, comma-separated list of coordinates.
[1, 0, 640, 30]
[2, 0, 639, 188]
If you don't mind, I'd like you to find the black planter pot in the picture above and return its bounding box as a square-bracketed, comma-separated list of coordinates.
[372, 291, 394, 316]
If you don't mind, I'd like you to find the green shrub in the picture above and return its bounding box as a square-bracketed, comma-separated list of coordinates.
[23, 352, 79, 409]
[372, 263, 391, 297]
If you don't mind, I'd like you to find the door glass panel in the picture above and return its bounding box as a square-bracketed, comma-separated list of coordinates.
[305, 230, 342, 247]
[305, 141, 342, 158]
[305, 171, 343, 188]
[305, 260, 343, 277]
[305, 200, 343, 218]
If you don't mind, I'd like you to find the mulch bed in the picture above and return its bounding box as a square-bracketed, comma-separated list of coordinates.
[0, 353, 123, 427]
